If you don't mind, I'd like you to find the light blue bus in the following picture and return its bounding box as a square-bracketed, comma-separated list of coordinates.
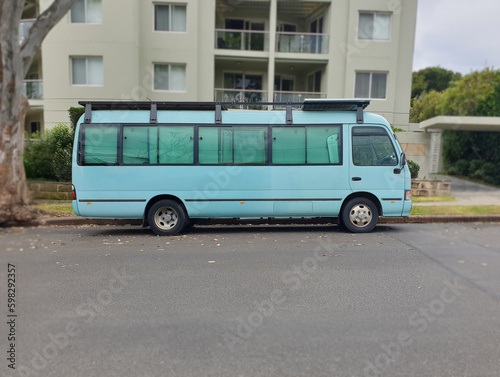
[72, 100, 411, 235]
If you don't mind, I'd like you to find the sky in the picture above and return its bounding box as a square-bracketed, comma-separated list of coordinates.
[413, 0, 500, 74]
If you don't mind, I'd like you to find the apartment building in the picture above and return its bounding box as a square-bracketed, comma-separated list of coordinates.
[22, 0, 418, 132]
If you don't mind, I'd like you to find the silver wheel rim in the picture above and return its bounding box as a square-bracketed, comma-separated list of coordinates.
[154, 206, 178, 230]
[349, 204, 372, 228]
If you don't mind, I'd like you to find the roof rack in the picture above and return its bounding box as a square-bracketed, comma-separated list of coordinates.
[302, 99, 370, 124]
[78, 99, 370, 124]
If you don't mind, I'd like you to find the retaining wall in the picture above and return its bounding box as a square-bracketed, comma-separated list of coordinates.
[28, 181, 72, 200]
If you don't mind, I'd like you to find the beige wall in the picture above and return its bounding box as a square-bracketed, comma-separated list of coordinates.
[34, 0, 417, 130]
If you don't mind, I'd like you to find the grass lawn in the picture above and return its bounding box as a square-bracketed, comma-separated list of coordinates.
[34, 202, 74, 217]
[410, 205, 500, 216]
[412, 196, 456, 203]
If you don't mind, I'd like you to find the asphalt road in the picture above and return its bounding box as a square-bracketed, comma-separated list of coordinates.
[1, 223, 500, 377]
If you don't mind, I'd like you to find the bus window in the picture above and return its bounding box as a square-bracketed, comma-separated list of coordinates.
[123, 126, 158, 164]
[199, 126, 267, 164]
[352, 126, 397, 166]
[82, 125, 118, 165]
[272, 127, 306, 164]
[159, 126, 194, 164]
[306, 126, 341, 164]
[234, 127, 267, 164]
[327, 134, 340, 164]
[199, 127, 233, 164]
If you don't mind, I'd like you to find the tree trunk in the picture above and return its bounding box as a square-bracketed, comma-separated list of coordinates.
[0, 96, 33, 224]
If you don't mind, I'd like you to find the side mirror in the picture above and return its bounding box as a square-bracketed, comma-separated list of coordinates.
[400, 153, 406, 167]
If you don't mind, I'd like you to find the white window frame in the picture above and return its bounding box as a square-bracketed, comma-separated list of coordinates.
[70, 0, 103, 24]
[70, 56, 104, 86]
[354, 71, 388, 99]
[357, 12, 392, 41]
[153, 3, 187, 32]
[153, 63, 186, 92]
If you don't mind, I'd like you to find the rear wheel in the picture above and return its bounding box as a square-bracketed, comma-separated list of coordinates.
[147, 200, 187, 236]
[341, 197, 378, 233]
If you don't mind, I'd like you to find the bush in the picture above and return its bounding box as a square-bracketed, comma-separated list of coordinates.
[68, 107, 85, 129]
[408, 160, 420, 179]
[24, 132, 57, 181]
[24, 123, 74, 182]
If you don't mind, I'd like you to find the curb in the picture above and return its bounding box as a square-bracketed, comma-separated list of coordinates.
[24, 215, 500, 228]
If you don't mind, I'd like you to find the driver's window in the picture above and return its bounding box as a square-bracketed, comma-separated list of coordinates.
[352, 126, 397, 166]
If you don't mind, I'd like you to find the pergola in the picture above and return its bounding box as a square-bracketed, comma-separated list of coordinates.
[417, 116, 500, 174]
[420, 116, 500, 132]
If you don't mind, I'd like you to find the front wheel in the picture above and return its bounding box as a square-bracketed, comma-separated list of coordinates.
[147, 200, 187, 236]
[341, 198, 379, 233]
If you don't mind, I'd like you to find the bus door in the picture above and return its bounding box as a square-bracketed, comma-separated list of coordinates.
[348, 124, 405, 216]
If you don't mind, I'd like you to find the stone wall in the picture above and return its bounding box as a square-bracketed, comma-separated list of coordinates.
[28, 181, 72, 200]
[411, 179, 451, 197]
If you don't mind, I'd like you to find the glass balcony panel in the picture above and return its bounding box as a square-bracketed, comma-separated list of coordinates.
[22, 80, 43, 100]
[274, 91, 326, 102]
[215, 29, 268, 51]
[214, 89, 268, 109]
[19, 19, 36, 43]
[276, 32, 329, 54]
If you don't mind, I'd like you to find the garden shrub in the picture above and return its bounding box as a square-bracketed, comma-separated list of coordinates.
[24, 123, 74, 182]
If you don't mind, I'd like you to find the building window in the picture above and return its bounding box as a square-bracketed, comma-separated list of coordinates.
[154, 64, 186, 91]
[70, 0, 102, 24]
[355, 72, 387, 99]
[154, 4, 187, 31]
[358, 12, 391, 40]
[71, 57, 103, 86]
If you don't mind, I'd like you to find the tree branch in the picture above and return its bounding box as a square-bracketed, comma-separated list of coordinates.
[20, 0, 80, 78]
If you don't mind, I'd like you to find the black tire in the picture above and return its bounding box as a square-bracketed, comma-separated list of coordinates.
[147, 200, 187, 236]
[340, 197, 379, 233]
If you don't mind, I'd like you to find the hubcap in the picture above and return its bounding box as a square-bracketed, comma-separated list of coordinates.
[154, 207, 178, 230]
[349, 204, 372, 228]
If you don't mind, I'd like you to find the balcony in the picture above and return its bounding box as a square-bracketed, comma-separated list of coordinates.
[215, 29, 269, 51]
[19, 19, 35, 43]
[273, 91, 326, 102]
[276, 32, 329, 54]
[214, 88, 268, 103]
[23, 80, 43, 100]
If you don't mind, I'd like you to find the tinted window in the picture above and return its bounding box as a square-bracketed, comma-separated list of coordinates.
[83, 125, 118, 164]
[159, 126, 194, 164]
[307, 126, 341, 164]
[123, 126, 158, 164]
[352, 126, 397, 166]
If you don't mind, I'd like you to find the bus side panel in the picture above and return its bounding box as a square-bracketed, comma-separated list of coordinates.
[72, 165, 351, 219]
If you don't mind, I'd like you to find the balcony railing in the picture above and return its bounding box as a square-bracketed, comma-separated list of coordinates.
[215, 29, 269, 51]
[19, 19, 36, 43]
[214, 88, 268, 104]
[23, 80, 43, 100]
[275, 32, 329, 54]
[273, 91, 326, 102]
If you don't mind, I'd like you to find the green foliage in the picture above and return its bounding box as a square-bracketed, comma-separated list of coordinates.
[24, 123, 75, 182]
[411, 67, 461, 98]
[68, 107, 85, 129]
[407, 159, 420, 179]
[409, 90, 445, 123]
[440, 69, 500, 117]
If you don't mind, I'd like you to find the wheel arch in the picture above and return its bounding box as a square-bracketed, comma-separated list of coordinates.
[340, 192, 383, 217]
[143, 195, 189, 227]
